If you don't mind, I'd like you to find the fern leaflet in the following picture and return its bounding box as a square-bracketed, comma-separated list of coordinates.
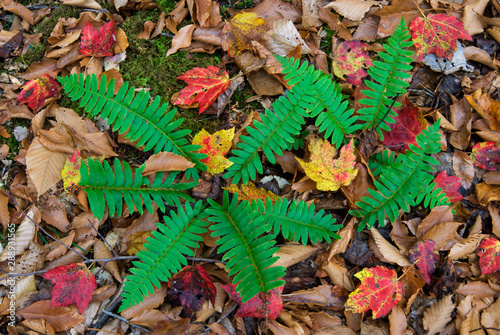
[58, 74, 206, 179]
[80, 158, 196, 220]
[357, 18, 414, 138]
[207, 192, 286, 302]
[119, 201, 209, 311]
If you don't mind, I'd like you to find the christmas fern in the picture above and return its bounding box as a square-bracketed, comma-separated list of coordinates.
[58, 74, 206, 179]
[353, 122, 449, 230]
[207, 192, 286, 302]
[80, 158, 196, 220]
[357, 18, 414, 138]
[120, 201, 209, 311]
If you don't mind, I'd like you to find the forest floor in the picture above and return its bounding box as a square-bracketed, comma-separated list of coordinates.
[1, 0, 500, 334]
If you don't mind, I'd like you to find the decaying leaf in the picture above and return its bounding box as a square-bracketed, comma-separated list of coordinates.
[470, 142, 500, 171]
[223, 282, 283, 319]
[223, 181, 279, 203]
[433, 171, 463, 203]
[168, 265, 216, 314]
[174, 66, 231, 113]
[61, 150, 82, 191]
[192, 128, 234, 173]
[331, 40, 373, 86]
[477, 237, 500, 275]
[410, 14, 472, 62]
[79, 20, 116, 57]
[221, 12, 270, 57]
[382, 98, 426, 152]
[42, 263, 97, 314]
[264, 19, 311, 56]
[296, 139, 358, 191]
[344, 266, 402, 318]
[409, 240, 440, 284]
[17, 74, 60, 109]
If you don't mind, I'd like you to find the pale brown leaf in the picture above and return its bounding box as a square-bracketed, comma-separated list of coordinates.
[167, 24, 195, 56]
[481, 298, 500, 335]
[302, 0, 322, 27]
[72, 131, 117, 157]
[26, 137, 69, 196]
[15, 241, 46, 276]
[321, 256, 355, 291]
[424, 221, 463, 250]
[273, 244, 318, 268]
[370, 227, 411, 266]
[0, 192, 10, 231]
[18, 300, 85, 332]
[264, 19, 312, 56]
[448, 234, 485, 260]
[455, 282, 499, 299]
[389, 305, 407, 335]
[45, 231, 76, 261]
[142, 151, 195, 176]
[328, 217, 355, 258]
[416, 205, 454, 238]
[325, 0, 377, 21]
[267, 319, 297, 335]
[138, 20, 155, 39]
[15, 275, 37, 308]
[94, 240, 121, 282]
[61, 0, 101, 9]
[2, 0, 34, 25]
[42, 239, 95, 270]
[489, 203, 500, 239]
[461, 307, 485, 335]
[121, 284, 168, 319]
[453, 151, 475, 189]
[423, 295, 455, 335]
[0, 206, 39, 261]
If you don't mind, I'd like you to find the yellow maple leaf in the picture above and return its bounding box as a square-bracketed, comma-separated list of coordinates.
[224, 181, 279, 203]
[61, 149, 82, 191]
[296, 139, 358, 191]
[221, 12, 270, 57]
[193, 128, 235, 174]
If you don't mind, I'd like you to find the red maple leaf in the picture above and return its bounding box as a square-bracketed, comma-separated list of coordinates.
[470, 142, 500, 171]
[344, 266, 402, 318]
[167, 265, 216, 314]
[17, 74, 59, 109]
[79, 20, 116, 57]
[222, 282, 283, 319]
[477, 237, 500, 275]
[409, 240, 440, 284]
[174, 66, 231, 114]
[42, 263, 97, 314]
[433, 171, 463, 203]
[410, 14, 472, 62]
[382, 98, 426, 152]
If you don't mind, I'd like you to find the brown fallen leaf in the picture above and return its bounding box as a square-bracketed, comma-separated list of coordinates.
[2, 0, 34, 25]
[466, 89, 500, 131]
[476, 182, 500, 206]
[453, 150, 475, 189]
[167, 24, 195, 56]
[61, 0, 101, 9]
[142, 151, 195, 175]
[18, 300, 85, 332]
[423, 295, 455, 335]
[138, 20, 155, 39]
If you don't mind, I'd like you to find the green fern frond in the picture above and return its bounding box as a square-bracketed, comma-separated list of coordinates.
[353, 122, 448, 230]
[80, 158, 196, 220]
[357, 18, 414, 138]
[253, 197, 342, 245]
[369, 150, 400, 176]
[58, 74, 206, 179]
[119, 201, 209, 311]
[223, 84, 310, 184]
[277, 55, 361, 148]
[207, 192, 286, 302]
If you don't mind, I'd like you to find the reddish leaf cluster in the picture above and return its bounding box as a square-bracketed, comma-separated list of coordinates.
[79, 20, 117, 57]
[222, 282, 283, 319]
[410, 240, 440, 284]
[17, 74, 59, 109]
[470, 142, 500, 171]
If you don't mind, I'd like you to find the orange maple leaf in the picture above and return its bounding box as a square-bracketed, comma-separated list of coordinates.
[224, 182, 279, 203]
[192, 128, 234, 174]
[221, 12, 270, 57]
[296, 139, 358, 191]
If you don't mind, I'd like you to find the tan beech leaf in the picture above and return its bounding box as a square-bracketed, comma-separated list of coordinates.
[264, 19, 311, 56]
[370, 227, 411, 267]
[455, 282, 499, 299]
[308, 311, 341, 328]
[464, 46, 498, 70]
[273, 244, 318, 268]
[71, 131, 117, 157]
[121, 284, 168, 319]
[389, 305, 407, 335]
[167, 24, 195, 56]
[15, 241, 46, 275]
[314, 324, 357, 335]
[94, 240, 121, 282]
[0, 192, 10, 231]
[321, 256, 355, 291]
[21, 318, 55, 335]
[26, 137, 69, 196]
[423, 295, 455, 335]
[436, 111, 458, 131]
[285, 285, 347, 308]
[61, 0, 101, 9]
[484, 171, 500, 185]
[476, 183, 500, 206]
[119, 209, 159, 254]
[481, 298, 500, 334]
[302, 0, 322, 27]
[461, 307, 484, 335]
[142, 151, 195, 176]
[319, 7, 353, 40]
[114, 0, 127, 10]
[18, 300, 85, 332]
[416, 205, 454, 238]
[424, 221, 463, 250]
[45, 231, 76, 261]
[0, 207, 39, 261]
[2, 0, 34, 25]
[453, 151, 474, 189]
[325, 0, 377, 21]
[327, 217, 355, 258]
[15, 275, 36, 307]
[130, 309, 180, 328]
[488, 203, 500, 239]
[42, 239, 95, 270]
[267, 319, 297, 335]
[448, 234, 485, 260]
[138, 20, 155, 39]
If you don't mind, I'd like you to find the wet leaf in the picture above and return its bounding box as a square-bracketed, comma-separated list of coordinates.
[222, 282, 283, 319]
[433, 171, 463, 203]
[409, 240, 440, 284]
[79, 20, 117, 57]
[17, 74, 60, 109]
[410, 14, 472, 62]
[167, 265, 216, 314]
[42, 263, 97, 314]
[477, 237, 500, 275]
[344, 265, 402, 319]
[296, 139, 358, 191]
[61, 150, 82, 191]
[382, 98, 426, 152]
[221, 12, 270, 57]
[470, 142, 500, 170]
[174, 66, 231, 114]
[331, 40, 373, 86]
[192, 128, 234, 173]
